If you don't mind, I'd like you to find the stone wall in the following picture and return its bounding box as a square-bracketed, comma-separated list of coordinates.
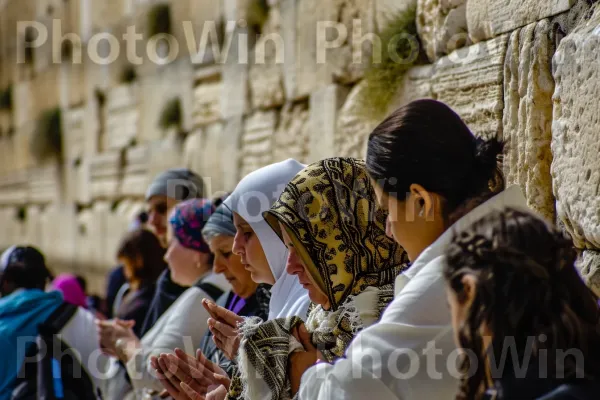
[0, 0, 599, 294]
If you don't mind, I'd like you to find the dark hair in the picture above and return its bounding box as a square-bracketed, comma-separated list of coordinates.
[75, 274, 87, 294]
[137, 211, 149, 224]
[445, 208, 600, 399]
[116, 229, 167, 286]
[366, 99, 504, 217]
[0, 246, 53, 292]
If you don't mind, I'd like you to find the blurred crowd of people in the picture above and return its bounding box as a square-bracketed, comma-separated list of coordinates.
[1, 99, 599, 400]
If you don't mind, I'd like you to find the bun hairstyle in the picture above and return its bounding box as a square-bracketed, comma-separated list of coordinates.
[365, 99, 504, 218]
[445, 208, 600, 399]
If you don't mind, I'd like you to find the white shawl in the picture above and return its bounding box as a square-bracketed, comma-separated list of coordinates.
[224, 159, 310, 320]
[298, 185, 531, 400]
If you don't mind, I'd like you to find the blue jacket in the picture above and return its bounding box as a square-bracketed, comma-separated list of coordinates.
[0, 289, 63, 400]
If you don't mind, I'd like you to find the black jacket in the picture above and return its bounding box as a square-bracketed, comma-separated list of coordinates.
[139, 269, 188, 337]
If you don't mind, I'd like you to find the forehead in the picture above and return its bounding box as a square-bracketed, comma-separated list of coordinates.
[147, 195, 168, 208]
[209, 235, 234, 248]
[232, 212, 249, 226]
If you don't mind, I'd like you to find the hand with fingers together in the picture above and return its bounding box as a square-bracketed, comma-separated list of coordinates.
[202, 299, 244, 360]
[288, 323, 323, 397]
[151, 348, 231, 400]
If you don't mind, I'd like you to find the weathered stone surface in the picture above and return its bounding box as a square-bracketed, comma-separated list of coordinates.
[183, 122, 240, 194]
[89, 151, 123, 200]
[551, 5, 600, 249]
[105, 84, 139, 150]
[432, 34, 508, 140]
[28, 164, 61, 204]
[121, 145, 149, 197]
[13, 81, 33, 130]
[417, 0, 471, 62]
[240, 111, 277, 178]
[273, 103, 310, 163]
[335, 81, 380, 159]
[221, 2, 250, 117]
[147, 131, 186, 179]
[502, 20, 556, 223]
[388, 64, 434, 114]
[309, 84, 350, 162]
[467, 0, 576, 43]
[577, 250, 600, 297]
[0, 170, 28, 205]
[193, 79, 222, 127]
[249, 7, 285, 109]
[139, 59, 194, 143]
[328, 0, 376, 85]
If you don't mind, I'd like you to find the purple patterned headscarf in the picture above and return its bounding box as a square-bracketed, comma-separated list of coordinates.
[169, 199, 214, 253]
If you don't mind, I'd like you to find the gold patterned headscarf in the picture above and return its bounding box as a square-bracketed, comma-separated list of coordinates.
[263, 157, 409, 311]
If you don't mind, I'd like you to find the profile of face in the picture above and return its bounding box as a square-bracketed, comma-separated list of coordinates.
[164, 224, 210, 286]
[209, 234, 258, 299]
[280, 223, 330, 309]
[147, 195, 179, 245]
[231, 212, 275, 285]
[372, 182, 446, 262]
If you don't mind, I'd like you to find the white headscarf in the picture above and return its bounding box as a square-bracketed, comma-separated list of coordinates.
[224, 159, 310, 320]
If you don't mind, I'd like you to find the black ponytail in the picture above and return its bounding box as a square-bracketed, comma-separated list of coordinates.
[366, 99, 505, 216]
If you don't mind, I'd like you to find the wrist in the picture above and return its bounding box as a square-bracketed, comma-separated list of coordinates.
[115, 337, 140, 362]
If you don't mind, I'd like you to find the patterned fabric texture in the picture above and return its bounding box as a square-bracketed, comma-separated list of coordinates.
[228, 158, 409, 400]
[263, 157, 409, 310]
[169, 198, 214, 253]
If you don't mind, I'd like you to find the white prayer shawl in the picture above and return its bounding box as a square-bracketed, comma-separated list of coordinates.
[298, 185, 531, 400]
[224, 159, 310, 320]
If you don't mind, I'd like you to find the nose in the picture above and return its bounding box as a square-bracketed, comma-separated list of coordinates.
[385, 216, 394, 239]
[286, 249, 304, 276]
[213, 254, 227, 274]
[232, 231, 245, 256]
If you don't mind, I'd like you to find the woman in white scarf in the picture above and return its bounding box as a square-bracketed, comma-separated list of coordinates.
[223, 158, 310, 320]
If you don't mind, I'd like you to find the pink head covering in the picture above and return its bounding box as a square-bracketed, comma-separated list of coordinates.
[51, 273, 87, 308]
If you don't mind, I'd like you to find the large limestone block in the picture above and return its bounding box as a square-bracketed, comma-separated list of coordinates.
[388, 64, 434, 114]
[122, 145, 149, 197]
[273, 103, 310, 163]
[328, 0, 377, 85]
[28, 164, 60, 204]
[13, 81, 34, 130]
[577, 250, 600, 297]
[0, 170, 28, 205]
[417, 0, 471, 62]
[89, 151, 123, 200]
[184, 122, 241, 195]
[62, 107, 86, 161]
[139, 59, 194, 142]
[249, 8, 285, 109]
[502, 20, 556, 223]
[147, 132, 186, 179]
[240, 111, 277, 179]
[432, 34, 509, 140]
[221, 3, 250, 117]
[287, 0, 375, 99]
[308, 85, 350, 162]
[467, 0, 576, 43]
[193, 71, 222, 127]
[551, 5, 600, 249]
[335, 81, 380, 159]
[105, 84, 139, 150]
